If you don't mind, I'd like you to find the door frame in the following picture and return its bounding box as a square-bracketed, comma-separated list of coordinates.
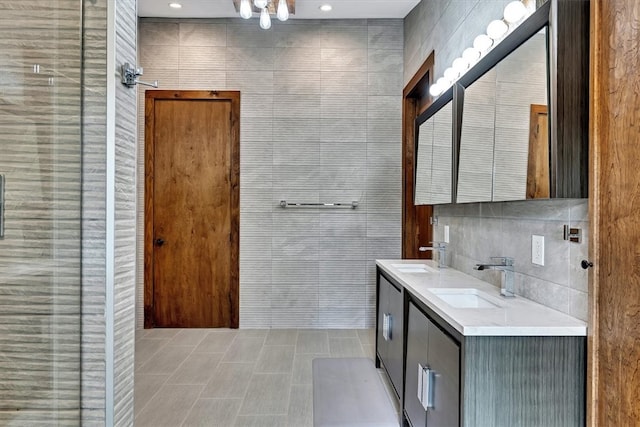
[144, 90, 240, 328]
[402, 52, 435, 259]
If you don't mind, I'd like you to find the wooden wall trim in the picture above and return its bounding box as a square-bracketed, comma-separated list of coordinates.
[589, 0, 640, 424]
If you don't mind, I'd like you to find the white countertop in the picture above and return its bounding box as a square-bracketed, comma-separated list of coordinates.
[377, 259, 587, 337]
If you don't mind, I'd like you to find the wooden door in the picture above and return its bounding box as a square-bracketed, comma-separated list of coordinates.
[144, 91, 240, 328]
[403, 53, 435, 259]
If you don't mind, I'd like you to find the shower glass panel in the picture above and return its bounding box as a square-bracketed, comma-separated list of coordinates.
[0, 0, 82, 424]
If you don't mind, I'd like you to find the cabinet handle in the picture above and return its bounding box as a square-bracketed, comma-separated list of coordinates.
[382, 313, 393, 341]
[418, 363, 434, 411]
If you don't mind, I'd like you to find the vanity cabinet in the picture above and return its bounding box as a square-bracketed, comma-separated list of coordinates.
[376, 273, 404, 399]
[375, 266, 586, 427]
[405, 301, 459, 427]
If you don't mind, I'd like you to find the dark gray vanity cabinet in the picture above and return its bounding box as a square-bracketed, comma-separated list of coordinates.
[405, 301, 460, 427]
[376, 273, 404, 399]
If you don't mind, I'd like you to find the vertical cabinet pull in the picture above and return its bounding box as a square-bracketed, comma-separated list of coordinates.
[382, 313, 393, 341]
[417, 363, 434, 411]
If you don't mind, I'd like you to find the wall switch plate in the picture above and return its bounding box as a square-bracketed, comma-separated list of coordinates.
[444, 225, 450, 243]
[532, 235, 544, 266]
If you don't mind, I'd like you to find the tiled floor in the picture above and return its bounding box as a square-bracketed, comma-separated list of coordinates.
[135, 328, 399, 427]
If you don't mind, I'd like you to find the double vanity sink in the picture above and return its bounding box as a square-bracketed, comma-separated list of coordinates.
[375, 260, 587, 427]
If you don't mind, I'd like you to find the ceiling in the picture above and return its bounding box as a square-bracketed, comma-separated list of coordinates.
[138, 0, 421, 19]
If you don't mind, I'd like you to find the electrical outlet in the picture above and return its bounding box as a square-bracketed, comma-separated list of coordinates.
[532, 235, 544, 266]
[444, 225, 450, 243]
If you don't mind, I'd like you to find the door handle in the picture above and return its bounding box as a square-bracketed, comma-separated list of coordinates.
[155, 238, 165, 246]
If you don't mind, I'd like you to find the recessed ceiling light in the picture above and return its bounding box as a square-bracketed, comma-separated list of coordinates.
[319, 4, 332, 12]
[168, 2, 182, 8]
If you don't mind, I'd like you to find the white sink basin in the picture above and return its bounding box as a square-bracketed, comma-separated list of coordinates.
[429, 288, 502, 309]
[391, 263, 438, 274]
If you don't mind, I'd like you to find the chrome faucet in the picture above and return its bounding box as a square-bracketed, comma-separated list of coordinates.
[419, 242, 447, 268]
[474, 257, 515, 298]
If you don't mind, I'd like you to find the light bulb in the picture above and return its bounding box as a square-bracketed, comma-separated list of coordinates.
[452, 57, 469, 73]
[429, 83, 442, 97]
[260, 7, 271, 29]
[254, 0, 268, 9]
[504, 1, 527, 24]
[443, 67, 458, 81]
[277, 0, 289, 21]
[462, 47, 480, 63]
[473, 34, 493, 52]
[240, 0, 252, 19]
[487, 19, 508, 40]
[437, 77, 451, 89]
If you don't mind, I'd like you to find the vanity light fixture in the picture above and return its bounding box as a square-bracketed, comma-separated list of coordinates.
[168, 2, 182, 8]
[259, 7, 271, 29]
[320, 4, 333, 12]
[487, 19, 509, 40]
[235, 0, 293, 29]
[503, 0, 528, 24]
[473, 34, 493, 52]
[429, 0, 533, 98]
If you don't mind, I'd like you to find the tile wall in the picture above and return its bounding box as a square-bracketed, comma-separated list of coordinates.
[405, 0, 588, 320]
[136, 19, 405, 328]
[82, 0, 138, 424]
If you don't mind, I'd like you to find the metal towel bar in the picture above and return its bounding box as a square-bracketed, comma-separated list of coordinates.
[279, 200, 358, 209]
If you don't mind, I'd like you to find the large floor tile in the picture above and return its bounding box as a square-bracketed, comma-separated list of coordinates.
[265, 329, 298, 345]
[134, 384, 204, 427]
[181, 398, 242, 427]
[143, 328, 181, 340]
[291, 353, 329, 385]
[255, 345, 295, 373]
[200, 362, 254, 398]
[137, 345, 193, 375]
[327, 329, 358, 338]
[167, 329, 210, 347]
[288, 383, 313, 427]
[329, 337, 365, 357]
[166, 352, 223, 385]
[222, 336, 266, 362]
[135, 338, 170, 370]
[194, 329, 237, 353]
[134, 374, 169, 416]
[234, 415, 288, 426]
[296, 331, 329, 354]
[239, 373, 291, 415]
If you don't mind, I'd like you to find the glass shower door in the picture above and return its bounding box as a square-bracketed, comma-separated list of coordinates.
[0, 0, 82, 424]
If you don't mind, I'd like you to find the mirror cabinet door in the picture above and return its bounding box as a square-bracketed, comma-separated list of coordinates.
[415, 101, 453, 205]
[457, 27, 549, 203]
[415, 117, 435, 205]
[431, 102, 453, 204]
[456, 69, 497, 203]
[493, 29, 548, 201]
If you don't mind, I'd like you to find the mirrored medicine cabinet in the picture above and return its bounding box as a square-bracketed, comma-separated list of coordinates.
[414, 0, 589, 206]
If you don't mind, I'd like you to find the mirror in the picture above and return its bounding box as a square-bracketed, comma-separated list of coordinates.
[457, 27, 549, 203]
[415, 98, 453, 205]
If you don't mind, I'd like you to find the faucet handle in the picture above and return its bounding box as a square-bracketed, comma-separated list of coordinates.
[490, 256, 514, 266]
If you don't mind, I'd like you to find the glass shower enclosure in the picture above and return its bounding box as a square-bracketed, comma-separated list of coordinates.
[0, 0, 82, 423]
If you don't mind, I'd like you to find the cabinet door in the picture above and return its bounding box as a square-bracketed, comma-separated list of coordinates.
[376, 276, 391, 364]
[405, 302, 430, 427]
[386, 279, 403, 398]
[426, 320, 460, 427]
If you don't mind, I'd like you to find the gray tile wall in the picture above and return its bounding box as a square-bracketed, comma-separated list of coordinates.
[405, 0, 588, 320]
[113, 0, 137, 425]
[137, 18, 404, 329]
[81, 0, 138, 424]
[0, 0, 82, 423]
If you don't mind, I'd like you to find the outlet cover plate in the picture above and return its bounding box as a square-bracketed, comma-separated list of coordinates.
[532, 235, 544, 266]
